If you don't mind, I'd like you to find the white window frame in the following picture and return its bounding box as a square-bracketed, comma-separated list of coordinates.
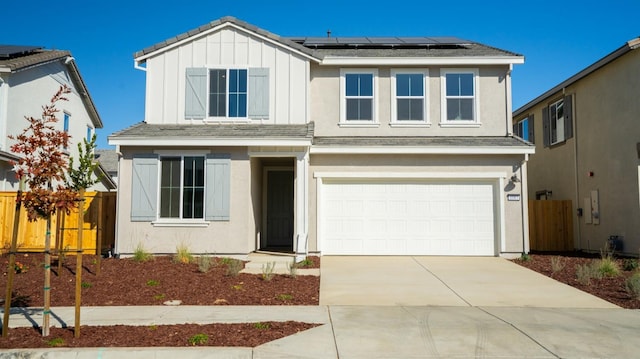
[155, 150, 208, 224]
[440, 68, 480, 127]
[207, 67, 249, 120]
[515, 116, 529, 141]
[391, 69, 429, 127]
[339, 68, 379, 126]
[549, 98, 565, 145]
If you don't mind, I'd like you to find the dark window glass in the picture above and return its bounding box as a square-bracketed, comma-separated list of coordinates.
[209, 70, 226, 117]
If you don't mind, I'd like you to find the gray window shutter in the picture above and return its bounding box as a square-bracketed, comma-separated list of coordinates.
[542, 106, 550, 148]
[528, 114, 535, 144]
[205, 154, 231, 221]
[512, 123, 517, 136]
[564, 95, 573, 140]
[185, 68, 207, 119]
[131, 154, 158, 221]
[248, 68, 269, 118]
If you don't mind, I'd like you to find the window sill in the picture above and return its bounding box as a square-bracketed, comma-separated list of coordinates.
[203, 118, 251, 124]
[439, 122, 482, 128]
[390, 122, 431, 128]
[338, 122, 380, 128]
[152, 221, 210, 228]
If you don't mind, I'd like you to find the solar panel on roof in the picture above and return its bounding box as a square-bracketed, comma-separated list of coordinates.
[429, 36, 470, 44]
[0, 45, 42, 58]
[396, 37, 438, 45]
[336, 37, 371, 45]
[302, 37, 338, 45]
[372, 37, 405, 45]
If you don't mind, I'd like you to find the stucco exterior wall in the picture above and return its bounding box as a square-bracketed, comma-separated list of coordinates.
[310, 64, 510, 137]
[115, 146, 257, 256]
[307, 153, 527, 256]
[518, 49, 640, 254]
[143, 28, 309, 125]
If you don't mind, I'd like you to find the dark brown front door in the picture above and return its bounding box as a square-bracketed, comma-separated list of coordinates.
[265, 170, 294, 250]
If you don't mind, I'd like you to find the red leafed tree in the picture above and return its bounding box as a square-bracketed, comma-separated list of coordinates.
[8, 85, 78, 336]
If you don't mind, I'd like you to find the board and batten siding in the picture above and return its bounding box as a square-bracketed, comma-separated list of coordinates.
[143, 28, 309, 125]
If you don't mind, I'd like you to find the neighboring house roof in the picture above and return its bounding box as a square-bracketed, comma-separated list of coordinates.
[94, 162, 117, 190]
[94, 149, 119, 174]
[514, 37, 640, 117]
[133, 16, 523, 66]
[312, 136, 534, 154]
[108, 122, 314, 146]
[0, 45, 103, 129]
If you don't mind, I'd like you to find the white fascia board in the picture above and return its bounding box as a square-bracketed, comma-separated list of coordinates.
[0, 68, 11, 73]
[108, 137, 312, 147]
[320, 56, 524, 66]
[310, 146, 535, 155]
[135, 23, 319, 64]
[314, 171, 508, 179]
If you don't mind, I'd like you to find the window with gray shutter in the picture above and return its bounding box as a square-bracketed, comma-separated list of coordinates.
[185, 68, 207, 119]
[131, 155, 159, 221]
[528, 114, 535, 144]
[248, 68, 269, 118]
[564, 95, 573, 140]
[542, 106, 550, 148]
[205, 154, 231, 221]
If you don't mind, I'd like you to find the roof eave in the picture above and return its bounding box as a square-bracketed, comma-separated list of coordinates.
[310, 145, 535, 155]
[319, 56, 524, 66]
[108, 137, 313, 147]
[66, 60, 103, 128]
[514, 37, 639, 117]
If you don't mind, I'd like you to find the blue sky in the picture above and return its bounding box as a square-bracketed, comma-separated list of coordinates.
[3, 0, 638, 148]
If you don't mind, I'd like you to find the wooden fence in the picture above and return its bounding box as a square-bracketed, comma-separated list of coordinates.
[0, 191, 116, 255]
[528, 200, 573, 251]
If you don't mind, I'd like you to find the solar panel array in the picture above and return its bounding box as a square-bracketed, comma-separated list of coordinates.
[0, 45, 42, 59]
[289, 37, 471, 48]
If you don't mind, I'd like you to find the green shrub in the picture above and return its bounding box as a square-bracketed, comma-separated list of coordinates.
[174, 242, 193, 264]
[225, 259, 243, 277]
[576, 263, 596, 285]
[253, 322, 270, 330]
[625, 273, 640, 300]
[595, 257, 620, 277]
[188, 333, 209, 346]
[81, 282, 92, 289]
[550, 257, 565, 274]
[296, 258, 314, 267]
[261, 262, 276, 281]
[47, 338, 65, 347]
[146, 279, 159, 286]
[287, 262, 298, 278]
[519, 253, 531, 262]
[276, 293, 293, 301]
[133, 243, 153, 262]
[198, 254, 213, 273]
[622, 258, 639, 272]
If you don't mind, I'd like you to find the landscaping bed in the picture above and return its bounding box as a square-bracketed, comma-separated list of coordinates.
[512, 251, 640, 309]
[0, 253, 320, 348]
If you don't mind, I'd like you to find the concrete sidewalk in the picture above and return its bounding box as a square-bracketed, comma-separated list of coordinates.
[4, 305, 640, 358]
[320, 256, 619, 308]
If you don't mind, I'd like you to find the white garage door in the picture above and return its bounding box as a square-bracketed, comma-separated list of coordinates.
[320, 179, 496, 255]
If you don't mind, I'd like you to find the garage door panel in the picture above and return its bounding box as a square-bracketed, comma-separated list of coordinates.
[321, 180, 497, 256]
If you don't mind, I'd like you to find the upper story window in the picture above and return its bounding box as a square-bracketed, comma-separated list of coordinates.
[209, 69, 247, 118]
[340, 69, 378, 125]
[441, 69, 479, 126]
[63, 112, 70, 149]
[185, 67, 269, 121]
[542, 95, 573, 147]
[514, 115, 534, 143]
[86, 126, 94, 142]
[391, 70, 428, 125]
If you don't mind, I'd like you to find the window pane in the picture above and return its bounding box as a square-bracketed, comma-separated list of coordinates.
[396, 74, 410, 96]
[398, 99, 424, 121]
[409, 74, 423, 96]
[228, 69, 247, 118]
[229, 70, 237, 92]
[447, 99, 473, 121]
[345, 74, 360, 96]
[346, 99, 372, 121]
[410, 99, 423, 120]
[446, 73, 474, 96]
[182, 157, 204, 219]
[359, 74, 373, 96]
[209, 70, 226, 117]
[237, 94, 247, 117]
[160, 158, 181, 218]
[237, 69, 247, 91]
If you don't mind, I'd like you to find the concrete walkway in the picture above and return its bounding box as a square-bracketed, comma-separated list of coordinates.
[4, 305, 640, 358]
[320, 256, 619, 307]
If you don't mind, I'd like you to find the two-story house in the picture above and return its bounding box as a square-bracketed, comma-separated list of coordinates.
[109, 17, 533, 259]
[0, 45, 112, 191]
[514, 37, 640, 255]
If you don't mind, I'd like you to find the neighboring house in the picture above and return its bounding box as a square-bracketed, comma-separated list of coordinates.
[94, 149, 118, 191]
[0, 45, 104, 191]
[109, 17, 533, 259]
[513, 37, 640, 255]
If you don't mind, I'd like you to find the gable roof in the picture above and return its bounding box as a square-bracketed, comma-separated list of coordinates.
[133, 16, 523, 66]
[514, 37, 640, 117]
[134, 16, 320, 64]
[0, 45, 103, 129]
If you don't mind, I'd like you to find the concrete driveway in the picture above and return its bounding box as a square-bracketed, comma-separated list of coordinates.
[320, 256, 618, 308]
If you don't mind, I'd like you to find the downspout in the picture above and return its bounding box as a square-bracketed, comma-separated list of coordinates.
[113, 146, 122, 256]
[520, 154, 530, 254]
[572, 93, 582, 250]
[505, 64, 513, 136]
